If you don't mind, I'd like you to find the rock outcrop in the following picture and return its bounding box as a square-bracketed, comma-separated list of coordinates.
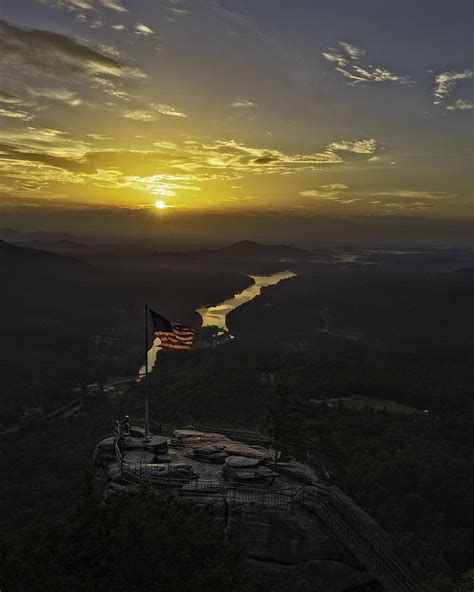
[93, 427, 377, 591]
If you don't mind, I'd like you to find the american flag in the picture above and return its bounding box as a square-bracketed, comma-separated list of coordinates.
[148, 308, 196, 351]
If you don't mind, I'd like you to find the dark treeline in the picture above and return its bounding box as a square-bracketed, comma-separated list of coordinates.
[0, 254, 251, 425]
[0, 245, 473, 590]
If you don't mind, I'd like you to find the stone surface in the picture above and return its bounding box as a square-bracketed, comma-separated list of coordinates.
[191, 444, 228, 464]
[245, 558, 373, 592]
[223, 465, 278, 484]
[123, 449, 155, 464]
[98, 437, 115, 451]
[154, 453, 171, 463]
[94, 427, 377, 590]
[274, 461, 320, 485]
[228, 504, 355, 565]
[128, 426, 145, 438]
[225, 455, 261, 468]
[122, 436, 146, 451]
[146, 435, 169, 454]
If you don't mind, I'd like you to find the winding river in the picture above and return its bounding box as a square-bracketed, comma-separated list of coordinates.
[196, 270, 296, 331]
[142, 270, 296, 373]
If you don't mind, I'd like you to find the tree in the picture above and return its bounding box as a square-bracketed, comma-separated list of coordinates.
[0, 479, 251, 592]
[267, 385, 318, 462]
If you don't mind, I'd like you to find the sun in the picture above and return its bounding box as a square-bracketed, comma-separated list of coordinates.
[155, 200, 166, 209]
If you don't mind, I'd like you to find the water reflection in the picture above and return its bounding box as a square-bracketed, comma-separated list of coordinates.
[197, 270, 296, 331]
[140, 270, 296, 375]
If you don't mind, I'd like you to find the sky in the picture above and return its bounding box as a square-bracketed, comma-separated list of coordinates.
[0, 0, 472, 244]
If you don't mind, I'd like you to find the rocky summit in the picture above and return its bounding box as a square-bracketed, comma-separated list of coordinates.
[93, 425, 382, 591]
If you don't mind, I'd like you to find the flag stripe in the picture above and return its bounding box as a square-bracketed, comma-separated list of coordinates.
[149, 308, 196, 352]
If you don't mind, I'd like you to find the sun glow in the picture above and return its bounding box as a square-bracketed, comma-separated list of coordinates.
[155, 200, 166, 209]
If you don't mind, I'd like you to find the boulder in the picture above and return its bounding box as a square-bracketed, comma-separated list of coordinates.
[94, 438, 117, 463]
[123, 449, 155, 464]
[108, 465, 129, 484]
[223, 465, 277, 484]
[220, 442, 269, 460]
[146, 435, 169, 454]
[225, 456, 261, 469]
[98, 437, 115, 452]
[191, 445, 228, 464]
[122, 436, 146, 451]
[128, 426, 145, 438]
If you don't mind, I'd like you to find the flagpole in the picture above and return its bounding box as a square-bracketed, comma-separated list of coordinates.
[145, 303, 150, 442]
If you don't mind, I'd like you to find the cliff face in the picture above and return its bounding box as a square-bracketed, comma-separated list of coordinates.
[227, 503, 372, 590]
[93, 427, 376, 591]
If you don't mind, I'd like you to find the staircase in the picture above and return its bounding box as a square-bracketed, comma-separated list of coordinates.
[302, 485, 429, 592]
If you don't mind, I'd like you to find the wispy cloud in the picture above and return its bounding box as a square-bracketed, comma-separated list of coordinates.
[375, 190, 452, 201]
[0, 133, 381, 202]
[433, 69, 474, 103]
[0, 19, 145, 82]
[122, 103, 187, 121]
[99, 0, 127, 13]
[0, 107, 34, 121]
[134, 23, 155, 36]
[323, 41, 413, 86]
[231, 100, 256, 108]
[299, 183, 359, 204]
[161, 6, 190, 17]
[446, 98, 474, 111]
[327, 139, 377, 154]
[29, 88, 82, 107]
[0, 90, 30, 105]
[36, 0, 126, 12]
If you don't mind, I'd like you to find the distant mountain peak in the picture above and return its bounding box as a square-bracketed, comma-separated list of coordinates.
[220, 240, 311, 258]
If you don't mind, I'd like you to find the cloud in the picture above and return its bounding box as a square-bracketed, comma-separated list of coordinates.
[29, 88, 82, 107]
[375, 190, 451, 200]
[231, 100, 256, 108]
[0, 91, 29, 105]
[134, 23, 155, 36]
[36, 0, 126, 12]
[86, 133, 114, 140]
[338, 42, 366, 61]
[99, 0, 127, 12]
[152, 104, 187, 118]
[162, 6, 190, 17]
[0, 132, 381, 202]
[328, 139, 378, 154]
[299, 183, 354, 203]
[123, 110, 158, 121]
[367, 189, 452, 212]
[323, 41, 413, 86]
[320, 183, 349, 191]
[0, 19, 145, 83]
[446, 98, 474, 111]
[36, 0, 95, 10]
[122, 103, 187, 121]
[433, 69, 474, 102]
[0, 107, 34, 121]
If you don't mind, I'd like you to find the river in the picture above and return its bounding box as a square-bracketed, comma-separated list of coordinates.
[141, 270, 296, 373]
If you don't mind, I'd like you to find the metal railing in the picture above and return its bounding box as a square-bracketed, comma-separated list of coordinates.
[151, 419, 272, 447]
[113, 424, 300, 511]
[302, 485, 430, 592]
[113, 420, 427, 591]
